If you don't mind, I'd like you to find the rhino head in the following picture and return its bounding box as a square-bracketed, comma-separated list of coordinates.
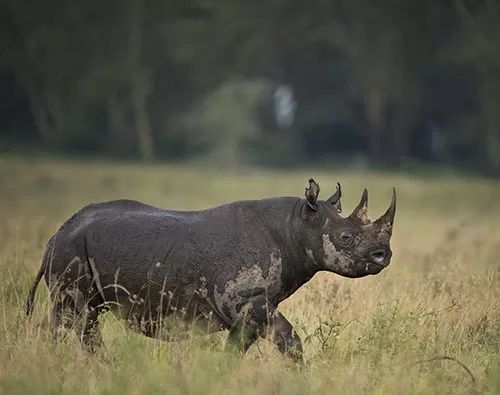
[301, 178, 397, 278]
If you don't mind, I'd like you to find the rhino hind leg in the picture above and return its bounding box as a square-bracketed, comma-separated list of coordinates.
[79, 307, 104, 352]
[226, 296, 304, 364]
[48, 285, 104, 352]
[49, 288, 82, 345]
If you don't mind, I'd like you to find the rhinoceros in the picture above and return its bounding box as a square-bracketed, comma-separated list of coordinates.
[26, 178, 396, 363]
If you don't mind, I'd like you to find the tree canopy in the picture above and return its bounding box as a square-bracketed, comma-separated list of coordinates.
[1, 0, 499, 173]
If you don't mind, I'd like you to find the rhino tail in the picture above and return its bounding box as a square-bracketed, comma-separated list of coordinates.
[26, 235, 55, 317]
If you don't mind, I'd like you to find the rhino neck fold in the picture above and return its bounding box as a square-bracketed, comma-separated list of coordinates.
[270, 200, 320, 303]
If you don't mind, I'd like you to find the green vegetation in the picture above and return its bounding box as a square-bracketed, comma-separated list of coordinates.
[1, 156, 500, 394]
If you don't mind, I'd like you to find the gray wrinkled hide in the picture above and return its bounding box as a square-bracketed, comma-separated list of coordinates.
[26, 179, 396, 362]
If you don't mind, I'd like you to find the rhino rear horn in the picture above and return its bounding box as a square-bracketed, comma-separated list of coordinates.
[374, 187, 397, 233]
[305, 178, 320, 211]
[348, 188, 369, 224]
[326, 182, 342, 213]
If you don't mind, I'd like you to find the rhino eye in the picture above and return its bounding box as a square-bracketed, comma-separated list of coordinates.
[339, 232, 354, 246]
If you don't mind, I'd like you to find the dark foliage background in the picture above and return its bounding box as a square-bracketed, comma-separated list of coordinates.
[1, 0, 499, 174]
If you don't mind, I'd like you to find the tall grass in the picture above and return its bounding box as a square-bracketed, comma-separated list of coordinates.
[1, 156, 500, 394]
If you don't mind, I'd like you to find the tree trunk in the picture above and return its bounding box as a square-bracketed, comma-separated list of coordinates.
[486, 126, 500, 173]
[131, 75, 154, 161]
[17, 68, 53, 143]
[368, 125, 383, 163]
[128, 0, 154, 161]
[365, 88, 386, 164]
[388, 110, 410, 166]
[44, 86, 65, 135]
[107, 92, 129, 155]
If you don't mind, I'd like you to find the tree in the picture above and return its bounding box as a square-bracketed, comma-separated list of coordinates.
[449, 0, 500, 172]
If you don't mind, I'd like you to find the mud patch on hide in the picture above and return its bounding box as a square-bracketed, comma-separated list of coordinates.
[322, 233, 353, 272]
[213, 250, 283, 323]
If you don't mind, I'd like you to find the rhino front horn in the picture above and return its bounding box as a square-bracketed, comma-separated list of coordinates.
[375, 187, 397, 232]
[348, 188, 369, 224]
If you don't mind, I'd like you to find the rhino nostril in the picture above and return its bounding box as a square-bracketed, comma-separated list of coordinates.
[370, 249, 386, 264]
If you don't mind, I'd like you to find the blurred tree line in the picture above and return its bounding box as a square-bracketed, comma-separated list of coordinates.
[1, 0, 499, 172]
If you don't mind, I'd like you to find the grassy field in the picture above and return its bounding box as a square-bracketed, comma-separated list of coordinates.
[1, 156, 500, 394]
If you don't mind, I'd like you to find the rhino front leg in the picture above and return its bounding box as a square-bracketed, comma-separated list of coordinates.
[226, 297, 304, 363]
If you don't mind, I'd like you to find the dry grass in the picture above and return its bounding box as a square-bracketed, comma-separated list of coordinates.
[1, 156, 500, 394]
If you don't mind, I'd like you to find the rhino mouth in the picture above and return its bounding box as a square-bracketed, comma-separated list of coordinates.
[365, 261, 385, 274]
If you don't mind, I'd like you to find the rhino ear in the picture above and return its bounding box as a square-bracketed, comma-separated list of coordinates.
[326, 182, 342, 213]
[305, 178, 320, 211]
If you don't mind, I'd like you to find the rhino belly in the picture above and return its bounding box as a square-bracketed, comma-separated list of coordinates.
[102, 278, 228, 336]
